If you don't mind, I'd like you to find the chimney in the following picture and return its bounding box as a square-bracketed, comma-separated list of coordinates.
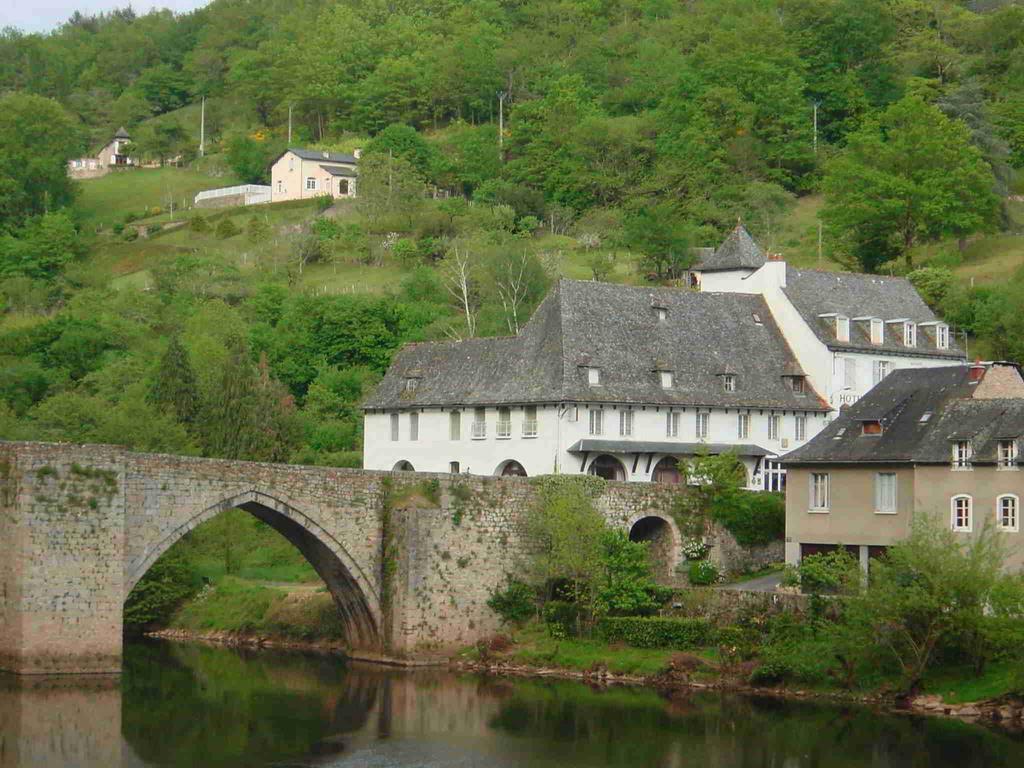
[968, 359, 986, 383]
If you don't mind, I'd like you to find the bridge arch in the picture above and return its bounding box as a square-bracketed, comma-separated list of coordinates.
[626, 512, 682, 584]
[126, 490, 381, 650]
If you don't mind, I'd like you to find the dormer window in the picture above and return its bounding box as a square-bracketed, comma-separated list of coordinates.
[404, 378, 419, 393]
[998, 440, 1018, 469]
[870, 318, 884, 345]
[790, 376, 805, 395]
[660, 371, 674, 389]
[861, 420, 882, 436]
[904, 322, 916, 347]
[653, 304, 668, 322]
[836, 315, 850, 342]
[952, 440, 972, 469]
[936, 324, 949, 350]
[588, 367, 601, 386]
[722, 374, 736, 392]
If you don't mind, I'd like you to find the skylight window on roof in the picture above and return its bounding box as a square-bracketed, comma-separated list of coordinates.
[833, 427, 847, 440]
[752, 312, 762, 325]
[919, 412, 932, 423]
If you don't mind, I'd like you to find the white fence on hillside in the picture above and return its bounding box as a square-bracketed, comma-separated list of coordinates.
[194, 184, 272, 207]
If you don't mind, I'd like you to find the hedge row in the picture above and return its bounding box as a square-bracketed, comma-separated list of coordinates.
[597, 616, 714, 649]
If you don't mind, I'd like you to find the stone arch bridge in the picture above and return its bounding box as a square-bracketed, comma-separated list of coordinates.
[0, 442, 689, 675]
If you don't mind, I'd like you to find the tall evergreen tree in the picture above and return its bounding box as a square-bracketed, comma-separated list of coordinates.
[148, 335, 200, 426]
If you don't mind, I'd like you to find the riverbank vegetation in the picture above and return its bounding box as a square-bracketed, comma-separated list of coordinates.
[480, 484, 1024, 705]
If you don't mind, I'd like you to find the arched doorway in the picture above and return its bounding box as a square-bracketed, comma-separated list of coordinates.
[496, 460, 528, 477]
[652, 456, 682, 484]
[629, 516, 678, 584]
[588, 454, 626, 481]
[392, 460, 415, 472]
[125, 491, 381, 650]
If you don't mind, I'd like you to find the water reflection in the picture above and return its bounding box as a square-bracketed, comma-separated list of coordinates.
[1, 640, 1023, 768]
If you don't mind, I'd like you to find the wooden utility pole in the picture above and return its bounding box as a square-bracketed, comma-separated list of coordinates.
[498, 91, 506, 150]
[199, 96, 205, 157]
[817, 220, 823, 265]
[813, 100, 820, 155]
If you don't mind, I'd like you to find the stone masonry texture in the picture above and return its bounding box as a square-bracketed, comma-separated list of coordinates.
[0, 442, 760, 674]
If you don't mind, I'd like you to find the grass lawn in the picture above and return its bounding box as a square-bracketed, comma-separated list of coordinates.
[924, 662, 1021, 704]
[75, 162, 242, 231]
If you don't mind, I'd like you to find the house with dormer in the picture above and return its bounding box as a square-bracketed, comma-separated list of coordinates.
[68, 127, 134, 179]
[363, 279, 831, 488]
[688, 225, 965, 410]
[783, 362, 1024, 570]
[270, 148, 359, 202]
[363, 226, 965, 488]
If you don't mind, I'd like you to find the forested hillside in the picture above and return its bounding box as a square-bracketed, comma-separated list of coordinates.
[2, 0, 1024, 470]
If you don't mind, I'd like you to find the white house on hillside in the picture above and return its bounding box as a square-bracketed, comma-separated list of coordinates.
[363, 227, 966, 489]
[270, 148, 359, 203]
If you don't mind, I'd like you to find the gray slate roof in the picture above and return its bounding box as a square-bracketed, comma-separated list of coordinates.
[783, 266, 963, 359]
[783, 365, 1024, 466]
[568, 439, 771, 457]
[364, 279, 829, 411]
[114, 126, 130, 139]
[693, 225, 766, 272]
[320, 164, 357, 177]
[289, 148, 357, 164]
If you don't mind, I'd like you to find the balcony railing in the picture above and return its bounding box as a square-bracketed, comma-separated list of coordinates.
[522, 419, 538, 438]
[471, 421, 487, 440]
[496, 420, 512, 439]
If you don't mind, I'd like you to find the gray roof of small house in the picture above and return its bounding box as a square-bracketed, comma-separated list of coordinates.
[288, 148, 357, 165]
[114, 126, 130, 139]
[783, 267, 964, 359]
[783, 365, 1024, 466]
[364, 279, 829, 411]
[320, 164, 358, 177]
[693, 225, 767, 272]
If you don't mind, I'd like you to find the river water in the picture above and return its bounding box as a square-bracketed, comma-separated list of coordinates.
[1, 640, 1022, 767]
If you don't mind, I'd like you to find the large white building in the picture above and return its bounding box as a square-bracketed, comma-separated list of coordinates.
[270, 148, 359, 202]
[363, 226, 965, 487]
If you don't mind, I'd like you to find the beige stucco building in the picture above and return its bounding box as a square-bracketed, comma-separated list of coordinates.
[271, 148, 359, 202]
[783, 362, 1024, 572]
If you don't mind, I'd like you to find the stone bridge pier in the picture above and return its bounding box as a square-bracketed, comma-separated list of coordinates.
[0, 442, 685, 675]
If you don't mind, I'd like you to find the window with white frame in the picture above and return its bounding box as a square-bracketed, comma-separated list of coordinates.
[619, 409, 633, 437]
[768, 414, 781, 440]
[390, 413, 399, 442]
[404, 378, 418, 393]
[872, 360, 891, 386]
[951, 495, 973, 532]
[695, 411, 709, 440]
[497, 407, 512, 438]
[523, 405, 538, 437]
[836, 315, 850, 342]
[589, 408, 604, 436]
[843, 357, 857, 390]
[998, 440, 1018, 469]
[666, 411, 680, 438]
[588, 367, 601, 386]
[795, 415, 806, 441]
[870, 318, 884, 344]
[660, 371, 673, 389]
[305, 177, 317, 190]
[936, 324, 949, 350]
[737, 413, 750, 439]
[874, 472, 897, 513]
[409, 412, 419, 441]
[952, 440, 972, 469]
[449, 411, 461, 441]
[472, 407, 487, 439]
[997, 494, 1019, 532]
[810, 473, 830, 511]
[723, 374, 736, 392]
[904, 322, 916, 347]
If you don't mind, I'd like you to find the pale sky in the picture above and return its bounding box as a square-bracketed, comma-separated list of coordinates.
[5, 1, 211, 34]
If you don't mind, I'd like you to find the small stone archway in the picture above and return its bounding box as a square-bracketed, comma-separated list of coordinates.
[125, 490, 382, 650]
[392, 460, 415, 472]
[587, 454, 628, 481]
[495, 459, 528, 477]
[627, 514, 682, 585]
[651, 456, 683, 485]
